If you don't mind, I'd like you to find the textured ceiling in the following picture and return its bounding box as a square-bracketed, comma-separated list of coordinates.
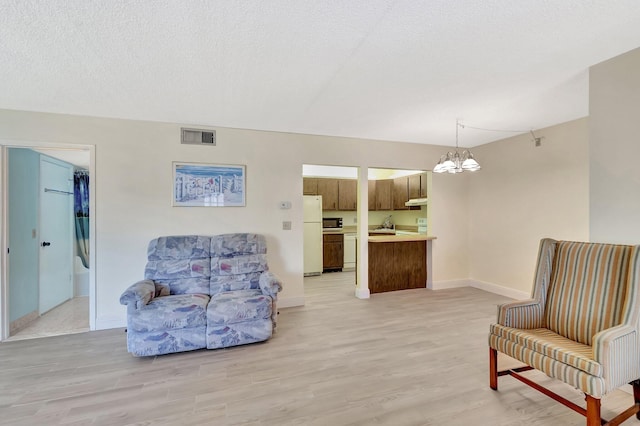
[2, 1, 640, 147]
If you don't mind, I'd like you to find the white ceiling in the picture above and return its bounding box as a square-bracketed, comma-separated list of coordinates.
[2, 1, 640, 147]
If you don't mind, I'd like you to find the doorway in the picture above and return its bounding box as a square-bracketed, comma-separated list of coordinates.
[1, 145, 93, 341]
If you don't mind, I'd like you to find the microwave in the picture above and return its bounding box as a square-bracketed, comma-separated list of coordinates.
[322, 217, 343, 229]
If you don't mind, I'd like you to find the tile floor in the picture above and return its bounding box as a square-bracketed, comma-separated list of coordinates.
[8, 296, 89, 341]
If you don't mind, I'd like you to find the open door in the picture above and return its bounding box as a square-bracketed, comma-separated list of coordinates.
[38, 156, 74, 314]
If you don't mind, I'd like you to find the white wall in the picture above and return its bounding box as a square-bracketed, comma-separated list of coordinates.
[589, 47, 640, 244]
[0, 109, 470, 330]
[468, 118, 590, 294]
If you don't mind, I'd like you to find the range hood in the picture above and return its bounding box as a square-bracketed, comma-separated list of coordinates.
[405, 197, 428, 207]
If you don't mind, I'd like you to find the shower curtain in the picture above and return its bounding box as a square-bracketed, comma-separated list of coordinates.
[74, 170, 90, 268]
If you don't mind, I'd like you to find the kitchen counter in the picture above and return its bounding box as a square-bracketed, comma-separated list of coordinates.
[368, 235, 436, 243]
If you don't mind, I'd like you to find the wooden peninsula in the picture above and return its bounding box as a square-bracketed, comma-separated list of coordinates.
[367, 234, 436, 293]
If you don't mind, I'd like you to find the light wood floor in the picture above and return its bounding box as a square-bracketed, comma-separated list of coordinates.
[8, 297, 89, 341]
[0, 272, 638, 425]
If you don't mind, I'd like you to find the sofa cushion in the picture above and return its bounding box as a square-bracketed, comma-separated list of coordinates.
[207, 319, 273, 349]
[210, 233, 267, 257]
[147, 235, 211, 260]
[211, 254, 268, 276]
[490, 323, 600, 376]
[207, 290, 272, 325]
[145, 259, 211, 280]
[129, 293, 210, 332]
[210, 272, 261, 295]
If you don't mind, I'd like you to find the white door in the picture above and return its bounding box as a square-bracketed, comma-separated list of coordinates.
[39, 156, 74, 314]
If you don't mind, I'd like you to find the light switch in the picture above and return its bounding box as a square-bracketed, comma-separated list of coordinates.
[279, 201, 292, 209]
[282, 221, 292, 230]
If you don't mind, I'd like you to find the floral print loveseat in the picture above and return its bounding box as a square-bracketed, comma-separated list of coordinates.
[119, 233, 282, 356]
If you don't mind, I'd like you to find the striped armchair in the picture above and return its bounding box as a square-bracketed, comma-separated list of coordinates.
[489, 238, 640, 426]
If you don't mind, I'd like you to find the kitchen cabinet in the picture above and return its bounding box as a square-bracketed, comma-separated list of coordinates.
[303, 178, 319, 195]
[368, 240, 426, 293]
[323, 233, 344, 271]
[393, 176, 410, 210]
[408, 172, 428, 199]
[338, 179, 357, 211]
[374, 179, 393, 210]
[368, 180, 377, 210]
[317, 179, 339, 210]
[343, 233, 356, 270]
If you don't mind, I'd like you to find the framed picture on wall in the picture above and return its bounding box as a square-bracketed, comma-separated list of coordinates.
[172, 162, 246, 207]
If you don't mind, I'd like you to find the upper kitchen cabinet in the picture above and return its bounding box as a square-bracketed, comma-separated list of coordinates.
[317, 178, 339, 210]
[393, 176, 410, 210]
[338, 179, 357, 211]
[374, 179, 393, 210]
[368, 180, 377, 210]
[303, 178, 318, 195]
[409, 172, 428, 199]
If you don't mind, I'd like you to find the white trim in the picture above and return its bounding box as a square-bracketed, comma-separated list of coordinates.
[277, 296, 305, 308]
[431, 278, 530, 300]
[0, 139, 96, 341]
[470, 279, 530, 300]
[0, 147, 7, 340]
[355, 286, 370, 299]
[431, 279, 473, 290]
[95, 316, 126, 330]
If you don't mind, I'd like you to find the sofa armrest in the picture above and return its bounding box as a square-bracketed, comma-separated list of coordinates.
[259, 271, 282, 298]
[496, 299, 544, 329]
[593, 324, 640, 390]
[119, 279, 156, 310]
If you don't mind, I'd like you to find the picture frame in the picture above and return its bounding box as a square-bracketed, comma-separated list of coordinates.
[173, 162, 246, 207]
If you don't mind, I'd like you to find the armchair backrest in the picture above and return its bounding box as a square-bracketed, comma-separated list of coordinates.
[145, 235, 212, 295]
[210, 233, 269, 295]
[543, 240, 637, 345]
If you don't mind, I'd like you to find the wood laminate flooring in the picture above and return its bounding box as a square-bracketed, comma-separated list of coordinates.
[0, 272, 637, 425]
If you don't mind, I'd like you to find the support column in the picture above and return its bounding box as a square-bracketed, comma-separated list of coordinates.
[355, 166, 370, 299]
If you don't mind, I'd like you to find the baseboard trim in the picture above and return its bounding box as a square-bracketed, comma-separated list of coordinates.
[431, 279, 529, 300]
[10, 310, 39, 334]
[430, 279, 473, 290]
[278, 296, 305, 308]
[355, 286, 370, 299]
[470, 280, 530, 300]
[95, 317, 126, 330]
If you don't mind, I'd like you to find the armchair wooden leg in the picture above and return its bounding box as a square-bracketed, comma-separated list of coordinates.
[585, 395, 601, 426]
[489, 347, 498, 390]
[633, 380, 640, 420]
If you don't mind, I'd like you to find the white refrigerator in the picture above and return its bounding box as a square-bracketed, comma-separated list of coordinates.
[303, 195, 323, 276]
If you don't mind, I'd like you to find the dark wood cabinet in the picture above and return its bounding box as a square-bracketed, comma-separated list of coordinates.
[303, 178, 319, 195]
[317, 179, 339, 210]
[306, 174, 426, 212]
[368, 241, 426, 293]
[374, 179, 393, 210]
[338, 179, 357, 211]
[409, 172, 428, 199]
[408, 174, 421, 199]
[323, 233, 344, 271]
[368, 180, 377, 211]
[393, 177, 410, 210]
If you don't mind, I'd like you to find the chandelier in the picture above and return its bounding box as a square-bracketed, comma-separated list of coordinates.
[433, 120, 481, 173]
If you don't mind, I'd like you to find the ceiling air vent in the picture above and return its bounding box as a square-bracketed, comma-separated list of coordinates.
[181, 128, 216, 146]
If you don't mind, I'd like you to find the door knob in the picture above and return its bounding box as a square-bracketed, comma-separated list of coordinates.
[41, 241, 51, 247]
